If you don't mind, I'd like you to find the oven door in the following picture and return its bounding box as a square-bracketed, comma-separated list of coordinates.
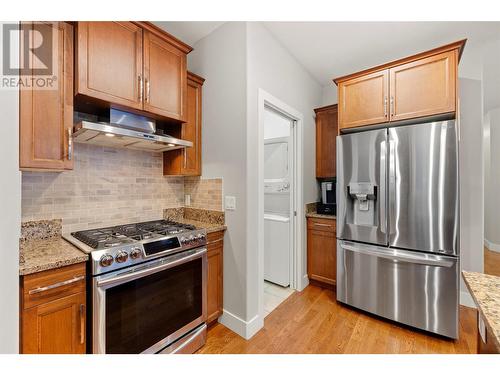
[93, 247, 207, 354]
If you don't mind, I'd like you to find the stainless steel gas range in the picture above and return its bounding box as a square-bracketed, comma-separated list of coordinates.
[63, 219, 208, 354]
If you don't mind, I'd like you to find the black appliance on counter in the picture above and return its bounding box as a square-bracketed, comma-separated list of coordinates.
[318, 180, 336, 215]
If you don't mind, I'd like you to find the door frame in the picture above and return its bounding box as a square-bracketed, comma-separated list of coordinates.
[257, 89, 305, 323]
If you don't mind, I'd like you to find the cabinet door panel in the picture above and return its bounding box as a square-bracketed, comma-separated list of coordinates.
[20, 22, 73, 170]
[143, 31, 187, 120]
[206, 231, 223, 324]
[181, 75, 202, 175]
[315, 105, 338, 178]
[338, 70, 389, 130]
[390, 50, 456, 122]
[22, 292, 86, 354]
[76, 22, 143, 109]
[307, 223, 336, 286]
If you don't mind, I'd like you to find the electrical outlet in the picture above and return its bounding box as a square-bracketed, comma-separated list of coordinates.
[225, 196, 236, 210]
[185, 194, 191, 206]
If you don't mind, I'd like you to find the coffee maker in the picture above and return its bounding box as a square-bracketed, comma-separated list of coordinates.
[318, 180, 336, 215]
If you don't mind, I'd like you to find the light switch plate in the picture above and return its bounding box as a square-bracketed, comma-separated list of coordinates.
[225, 196, 236, 210]
[185, 194, 191, 206]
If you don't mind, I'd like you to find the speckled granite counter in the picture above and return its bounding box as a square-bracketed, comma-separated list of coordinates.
[305, 202, 336, 220]
[462, 271, 500, 351]
[20, 237, 88, 276]
[164, 207, 226, 233]
[305, 212, 336, 220]
[172, 218, 227, 233]
[19, 219, 88, 276]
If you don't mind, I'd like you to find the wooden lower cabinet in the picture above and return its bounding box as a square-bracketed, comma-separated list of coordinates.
[206, 230, 224, 325]
[477, 311, 500, 354]
[307, 217, 336, 287]
[20, 263, 86, 354]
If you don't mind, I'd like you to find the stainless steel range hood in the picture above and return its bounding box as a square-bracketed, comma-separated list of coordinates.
[72, 110, 192, 153]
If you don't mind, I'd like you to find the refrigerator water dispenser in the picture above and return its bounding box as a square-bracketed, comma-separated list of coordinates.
[347, 183, 377, 226]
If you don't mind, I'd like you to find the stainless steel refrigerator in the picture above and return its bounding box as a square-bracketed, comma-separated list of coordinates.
[336, 119, 460, 339]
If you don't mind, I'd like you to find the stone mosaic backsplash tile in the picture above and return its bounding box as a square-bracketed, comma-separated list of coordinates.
[185, 176, 223, 211]
[22, 144, 184, 233]
[21, 144, 223, 232]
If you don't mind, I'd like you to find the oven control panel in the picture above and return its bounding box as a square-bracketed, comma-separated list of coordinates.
[91, 229, 207, 275]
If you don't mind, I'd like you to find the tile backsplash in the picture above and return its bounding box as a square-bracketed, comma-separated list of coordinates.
[21, 144, 222, 233]
[185, 176, 223, 211]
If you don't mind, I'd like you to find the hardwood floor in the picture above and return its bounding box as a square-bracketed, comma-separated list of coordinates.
[198, 285, 478, 354]
[484, 247, 500, 277]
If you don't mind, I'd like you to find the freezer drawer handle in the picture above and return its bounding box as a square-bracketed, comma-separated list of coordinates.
[341, 243, 455, 267]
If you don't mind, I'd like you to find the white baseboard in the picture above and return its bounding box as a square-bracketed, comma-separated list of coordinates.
[460, 290, 477, 308]
[218, 309, 264, 340]
[484, 238, 500, 253]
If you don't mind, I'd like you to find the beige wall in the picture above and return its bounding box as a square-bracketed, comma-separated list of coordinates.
[22, 144, 222, 232]
[185, 177, 223, 211]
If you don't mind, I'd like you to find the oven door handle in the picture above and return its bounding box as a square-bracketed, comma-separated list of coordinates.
[96, 248, 207, 288]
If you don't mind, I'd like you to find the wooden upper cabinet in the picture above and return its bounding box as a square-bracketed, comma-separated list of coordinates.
[76, 22, 143, 110]
[338, 70, 389, 130]
[389, 50, 457, 122]
[20, 22, 74, 171]
[334, 40, 465, 132]
[315, 104, 338, 178]
[143, 30, 187, 120]
[163, 72, 204, 176]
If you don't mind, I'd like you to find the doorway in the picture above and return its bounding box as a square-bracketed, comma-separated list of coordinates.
[263, 105, 296, 315]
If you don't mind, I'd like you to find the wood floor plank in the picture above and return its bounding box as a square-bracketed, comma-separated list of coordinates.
[198, 285, 478, 354]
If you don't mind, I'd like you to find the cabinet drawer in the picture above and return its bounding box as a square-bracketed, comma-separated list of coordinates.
[23, 263, 86, 310]
[207, 231, 224, 247]
[307, 218, 336, 233]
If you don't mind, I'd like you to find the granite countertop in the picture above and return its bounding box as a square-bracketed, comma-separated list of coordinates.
[173, 218, 227, 233]
[20, 237, 88, 276]
[305, 212, 336, 220]
[462, 271, 500, 351]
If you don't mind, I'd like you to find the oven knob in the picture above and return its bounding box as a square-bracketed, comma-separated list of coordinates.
[100, 254, 114, 267]
[197, 234, 205, 242]
[180, 237, 187, 245]
[130, 248, 142, 259]
[115, 251, 129, 263]
[189, 235, 196, 244]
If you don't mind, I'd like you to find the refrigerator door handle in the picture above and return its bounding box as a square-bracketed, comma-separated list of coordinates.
[379, 140, 387, 234]
[340, 242, 455, 268]
[388, 139, 396, 236]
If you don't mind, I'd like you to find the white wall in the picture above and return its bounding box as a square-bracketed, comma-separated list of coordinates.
[321, 82, 338, 106]
[189, 22, 323, 338]
[0, 22, 21, 353]
[188, 22, 250, 327]
[484, 108, 500, 248]
[459, 77, 484, 303]
[246, 22, 322, 334]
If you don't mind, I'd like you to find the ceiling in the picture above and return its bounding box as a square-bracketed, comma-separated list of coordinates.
[263, 22, 500, 85]
[153, 21, 225, 46]
[154, 21, 500, 87]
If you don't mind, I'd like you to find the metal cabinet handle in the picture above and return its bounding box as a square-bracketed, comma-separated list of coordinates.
[313, 223, 332, 228]
[384, 97, 388, 118]
[379, 140, 387, 234]
[79, 304, 85, 344]
[207, 238, 223, 245]
[145, 78, 150, 103]
[138, 75, 144, 102]
[183, 149, 187, 169]
[390, 96, 394, 118]
[28, 275, 84, 295]
[67, 128, 73, 161]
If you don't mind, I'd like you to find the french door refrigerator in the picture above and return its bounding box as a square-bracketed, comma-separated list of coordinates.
[336, 120, 460, 339]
